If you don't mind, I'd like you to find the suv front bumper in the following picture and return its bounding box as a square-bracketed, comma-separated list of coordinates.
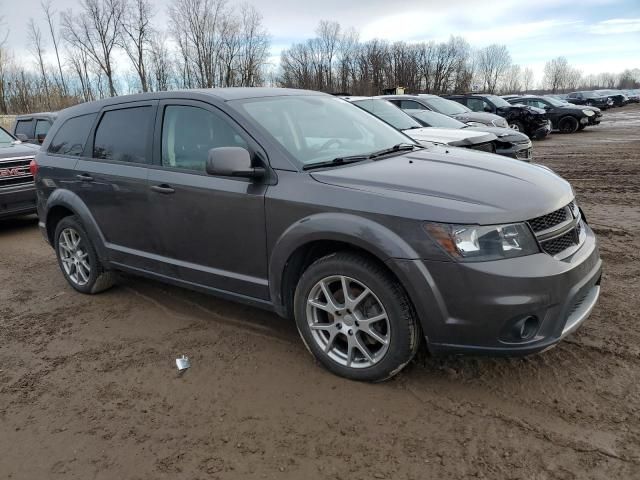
[388, 222, 602, 356]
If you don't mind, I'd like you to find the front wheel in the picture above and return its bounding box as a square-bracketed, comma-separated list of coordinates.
[509, 121, 524, 132]
[294, 252, 420, 382]
[558, 116, 579, 133]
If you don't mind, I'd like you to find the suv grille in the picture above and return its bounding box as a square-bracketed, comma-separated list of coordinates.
[469, 142, 495, 153]
[0, 156, 34, 189]
[529, 201, 583, 258]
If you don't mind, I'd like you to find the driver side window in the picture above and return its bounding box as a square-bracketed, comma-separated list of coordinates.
[161, 105, 248, 172]
[466, 98, 489, 112]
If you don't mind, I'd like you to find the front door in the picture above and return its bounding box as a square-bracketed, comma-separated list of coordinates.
[146, 100, 269, 300]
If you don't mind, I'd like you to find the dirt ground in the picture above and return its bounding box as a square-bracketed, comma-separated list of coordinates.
[1, 105, 640, 480]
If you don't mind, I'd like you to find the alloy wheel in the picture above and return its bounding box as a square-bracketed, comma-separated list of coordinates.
[58, 227, 91, 286]
[306, 275, 390, 369]
[509, 123, 520, 131]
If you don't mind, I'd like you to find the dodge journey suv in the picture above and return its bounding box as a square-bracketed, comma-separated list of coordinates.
[34, 88, 602, 382]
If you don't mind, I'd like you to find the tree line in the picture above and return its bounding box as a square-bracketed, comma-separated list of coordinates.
[0, 5, 638, 115]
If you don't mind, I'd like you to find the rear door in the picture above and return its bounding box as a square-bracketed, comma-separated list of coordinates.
[145, 99, 269, 299]
[73, 101, 159, 272]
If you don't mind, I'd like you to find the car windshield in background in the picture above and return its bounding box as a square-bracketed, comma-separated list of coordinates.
[423, 96, 470, 115]
[352, 99, 422, 131]
[543, 97, 566, 107]
[233, 95, 413, 166]
[485, 95, 512, 108]
[405, 109, 466, 128]
[0, 127, 15, 143]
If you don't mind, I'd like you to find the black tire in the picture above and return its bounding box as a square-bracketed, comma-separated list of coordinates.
[578, 124, 587, 131]
[54, 215, 116, 294]
[558, 116, 579, 133]
[294, 252, 420, 382]
[508, 120, 525, 133]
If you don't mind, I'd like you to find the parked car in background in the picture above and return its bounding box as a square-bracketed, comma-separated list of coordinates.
[593, 89, 628, 107]
[34, 87, 602, 382]
[382, 94, 510, 128]
[403, 108, 532, 161]
[566, 91, 613, 109]
[550, 98, 603, 126]
[0, 126, 39, 219]
[345, 97, 499, 153]
[622, 89, 640, 103]
[507, 96, 599, 133]
[444, 94, 551, 139]
[13, 112, 58, 145]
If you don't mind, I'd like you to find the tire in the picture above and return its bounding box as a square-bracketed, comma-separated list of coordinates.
[54, 215, 116, 294]
[294, 252, 420, 382]
[578, 124, 586, 131]
[558, 116, 579, 133]
[509, 121, 524, 133]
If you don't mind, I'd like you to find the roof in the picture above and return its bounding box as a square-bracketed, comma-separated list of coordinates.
[15, 112, 57, 120]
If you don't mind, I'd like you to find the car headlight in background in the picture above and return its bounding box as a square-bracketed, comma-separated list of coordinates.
[426, 222, 539, 261]
[582, 110, 595, 116]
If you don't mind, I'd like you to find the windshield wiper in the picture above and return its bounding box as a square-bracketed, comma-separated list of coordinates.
[303, 143, 422, 171]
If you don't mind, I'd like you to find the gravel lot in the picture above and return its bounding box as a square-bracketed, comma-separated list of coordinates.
[1, 104, 639, 479]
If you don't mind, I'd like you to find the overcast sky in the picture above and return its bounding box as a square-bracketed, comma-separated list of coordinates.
[2, 0, 639, 81]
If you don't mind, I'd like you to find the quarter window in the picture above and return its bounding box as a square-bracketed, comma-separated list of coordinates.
[93, 107, 152, 163]
[399, 100, 426, 110]
[48, 113, 97, 156]
[35, 119, 51, 143]
[161, 105, 248, 172]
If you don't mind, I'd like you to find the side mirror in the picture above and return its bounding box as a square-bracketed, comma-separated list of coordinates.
[15, 133, 28, 142]
[205, 147, 265, 179]
[483, 106, 492, 112]
[37, 133, 46, 144]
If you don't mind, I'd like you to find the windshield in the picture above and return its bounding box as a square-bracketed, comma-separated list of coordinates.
[232, 95, 414, 166]
[543, 96, 565, 107]
[404, 109, 465, 129]
[352, 99, 422, 131]
[0, 127, 15, 143]
[485, 95, 511, 108]
[422, 96, 470, 115]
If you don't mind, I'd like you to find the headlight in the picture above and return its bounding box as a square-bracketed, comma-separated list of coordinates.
[582, 110, 594, 116]
[425, 222, 539, 261]
[492, 118, 508, 128]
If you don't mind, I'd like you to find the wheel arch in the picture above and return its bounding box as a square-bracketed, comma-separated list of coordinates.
[44, 189, 108, 262]
[269, 213, 420, 319]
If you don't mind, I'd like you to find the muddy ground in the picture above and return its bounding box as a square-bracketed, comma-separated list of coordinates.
[1, 105, 640, 480]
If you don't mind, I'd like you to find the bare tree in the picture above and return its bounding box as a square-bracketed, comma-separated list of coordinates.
[501, 64, 522, 93]
[42, 0, 67, 95]
[543, 56, 570, 93]
[476, 44, 511, 93]
[148, 33, 171, 91]
[522, 67, 534, 91]
[118, 0, 153, 92]
[237, 3, 269, 86]
[27, 18, 51, 107]
[62, 0, 124, 97]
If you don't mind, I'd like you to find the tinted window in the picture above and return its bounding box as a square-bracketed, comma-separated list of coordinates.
[93, 107, 152, 163]
[48, 113, 97, 156]
[35, 119, 51, 143]
[400, 100, 426, 110]
[15, 119, 33, 137]
[161, 105, 248, 172]
[422, 97, 470, 115]
[466, 98, 490, 112]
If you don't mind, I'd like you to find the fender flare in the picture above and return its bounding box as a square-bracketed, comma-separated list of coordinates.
[268, 212, 421, 313]
[45, 189, 109, 262]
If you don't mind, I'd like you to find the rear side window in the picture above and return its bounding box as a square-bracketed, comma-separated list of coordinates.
[35, 119, 51, 143]
[15, 119, 33, 137]
[48, 113, 97, 156]
[93, 107, 152, 163]
[400, 100, 426, 110]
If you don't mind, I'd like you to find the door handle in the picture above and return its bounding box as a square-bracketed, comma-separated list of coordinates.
[75, 173, 94, 182]
[150, 184, 175, 194]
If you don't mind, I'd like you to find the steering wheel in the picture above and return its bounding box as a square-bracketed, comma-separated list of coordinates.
[318, 138, 345, 151]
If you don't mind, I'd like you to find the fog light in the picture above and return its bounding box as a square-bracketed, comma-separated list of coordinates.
[513, 316, 539, 340]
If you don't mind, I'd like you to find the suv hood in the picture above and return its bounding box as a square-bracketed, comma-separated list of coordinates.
[0, 141, 39, 159]
[310, 146, 573, 225]
[403, 127, 496, 146]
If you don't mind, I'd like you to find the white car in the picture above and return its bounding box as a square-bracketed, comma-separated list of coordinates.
[344, 97, 498, 153]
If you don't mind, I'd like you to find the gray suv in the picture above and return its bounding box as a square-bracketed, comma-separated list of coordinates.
[34, 88, 602, 382]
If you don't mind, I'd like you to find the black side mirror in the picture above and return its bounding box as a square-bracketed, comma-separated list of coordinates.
[15, 133, 28, 142]
[37, 133, 46, 144]
[483, 106, 492, 112]
[206, 147, 265, 179]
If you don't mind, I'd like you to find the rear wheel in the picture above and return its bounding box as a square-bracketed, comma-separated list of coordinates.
[54, 215, 116, 294]
[558, 116, 579, 133]
[294, 252, 420, 382]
